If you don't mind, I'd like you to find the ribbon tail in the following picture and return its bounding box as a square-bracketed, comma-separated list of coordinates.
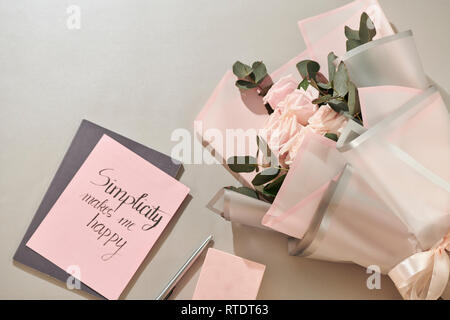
[426, 250, 450, 300]
[388, 239, 450, 300]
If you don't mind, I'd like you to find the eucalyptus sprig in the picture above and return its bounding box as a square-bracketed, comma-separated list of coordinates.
[232, 61, 271, 95]
[224, 12, 376, 200]
[294, 12, 377, 123]
[226, 137, 286, 202]
[296, 53, 360, 120]
[345, 12, 376, 51]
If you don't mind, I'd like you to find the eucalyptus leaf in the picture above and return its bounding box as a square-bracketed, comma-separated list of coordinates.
[227, 156, 258, 172]
[359, 12, 376, 43]
[263, 174, 286, 197]
[257, 136, 271, 157]
[254, 185, 275, 202]
[225, 186, 259, 199]
[296, 60, 310, 79]
[328, 99, 349, 113]
[256, 136, 277, 167]
[347, 81, 360, 116]
[324, 133, 339, 142]
[306, 61, 320, 80]
[344, 26, 360, 40]
[346, 39, 362, 51]
[235, 80, 258, 90]
[359, 13, 370, 43]
[344, 12, 376, 51]
[252, 61, 268, 84]
[297, 59, 320, 80]
[252, 167, 280, 186]
[367, 18, 376, 39]
[333, 62, 349, 97]
[312, 95, 332, 105]
[232, 61, 252, 78]
[327, 52, 338, 82]
[298, 77, 309, 90]
[317, 81, 332, 90]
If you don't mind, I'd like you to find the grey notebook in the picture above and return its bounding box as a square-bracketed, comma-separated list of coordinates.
[13, 119, 182, 299]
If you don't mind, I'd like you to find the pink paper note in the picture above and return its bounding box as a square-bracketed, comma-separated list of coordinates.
[192, 248, 266, 300]
[26, 134, 189, 300]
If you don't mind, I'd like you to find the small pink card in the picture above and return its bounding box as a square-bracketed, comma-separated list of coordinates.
[192, 248, 266, 300]
[27, 135, 189, 299]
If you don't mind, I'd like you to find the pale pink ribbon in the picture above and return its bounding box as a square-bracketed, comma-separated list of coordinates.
[388, 233, 450, 300]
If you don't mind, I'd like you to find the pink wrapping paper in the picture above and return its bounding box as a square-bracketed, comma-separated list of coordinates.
[197, 0, 449, 258]
[194, 52, 311, 187]
[338, 88, 450, 249]
[196, 0, 394, 190]
[359, 86, 423, 128]
[298, 0, 394, 69]
[192, 248, 266, 300]
[262, 129, 344, 239]
[287, 164, 420, 273]
[196, 0, 450, 299]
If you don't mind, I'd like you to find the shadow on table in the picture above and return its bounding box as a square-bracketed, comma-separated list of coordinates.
[230, 222, 402, 299]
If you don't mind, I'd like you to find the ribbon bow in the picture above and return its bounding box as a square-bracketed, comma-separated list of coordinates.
[388, 233, 450, 300]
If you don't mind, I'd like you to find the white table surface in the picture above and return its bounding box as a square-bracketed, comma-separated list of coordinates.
[1, 0, 449, 299]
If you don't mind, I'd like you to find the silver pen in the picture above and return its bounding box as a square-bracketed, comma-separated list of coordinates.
[155, 234, 213, 300]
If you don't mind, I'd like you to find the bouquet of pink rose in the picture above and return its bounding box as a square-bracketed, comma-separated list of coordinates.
[227, 48, 359, 201]
[195, 0, 450, 300]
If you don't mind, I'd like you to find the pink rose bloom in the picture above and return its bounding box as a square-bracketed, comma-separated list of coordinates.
[308, 104, 348, 136]
[263, 107, 301, 156]
[263, 75, 298, 109]
[278, 127, 309, 165]
[261, 85, 319, 166]
[277, 86, 319, 125]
